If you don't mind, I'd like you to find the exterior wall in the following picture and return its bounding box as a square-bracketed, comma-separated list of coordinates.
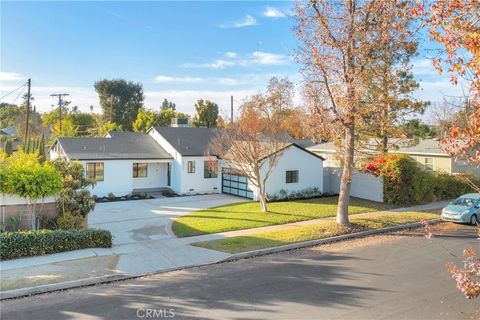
[132, 162, 169, 190]
[148, 129, 183, 193]
[1, 194, 58, 230]
[410, 154, 452, 174]
[180, 156, 220, 195]
[324, 167, 384, 202]
[148, 128, 220, 195]
[81, 160, 169, 197]
[261, 146, 324, 198]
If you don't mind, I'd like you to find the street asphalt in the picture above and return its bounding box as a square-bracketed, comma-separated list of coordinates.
[1, 223, 478, 320]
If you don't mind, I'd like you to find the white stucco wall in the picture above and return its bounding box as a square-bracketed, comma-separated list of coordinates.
[148, 128, 220, 195]
[0, 194, 56, 206]
[81, 159, 169, 197]
[132, 162, 169, 190]
[180, 156, 220, 194]
[148, 129, 183, 193]
[261, 145, 324, 199]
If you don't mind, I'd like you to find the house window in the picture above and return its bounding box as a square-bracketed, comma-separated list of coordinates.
[187, 161, 195, 173]
[133, 163, 148, 178]
[286, 170, 299, 183]
[424, 158, 434, 171]
[86, 162, 104, 181]
[204, 160, 218, 179]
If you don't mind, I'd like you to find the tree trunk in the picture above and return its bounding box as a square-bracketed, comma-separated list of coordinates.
[381, 101, 389, 153]
[258, 185, 268, 212]
[336, 125, 355, 226]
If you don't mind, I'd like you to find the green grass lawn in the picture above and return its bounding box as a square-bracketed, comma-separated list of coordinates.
[172, 196, 391, 237]
[192, 211, 439, 253]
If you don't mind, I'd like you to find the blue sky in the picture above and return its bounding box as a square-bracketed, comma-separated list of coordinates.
[0, 1, 463, 118]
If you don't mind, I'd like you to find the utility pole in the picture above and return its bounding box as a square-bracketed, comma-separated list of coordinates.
[51, 93, 69, 135]
[230, 95, 234, 124]
[24, 78, 31, 140]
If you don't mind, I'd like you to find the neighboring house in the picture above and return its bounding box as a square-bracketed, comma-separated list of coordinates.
[308, 138, 480, 177]
[0, 126, 16, 137]
[49, 126, 325, 200]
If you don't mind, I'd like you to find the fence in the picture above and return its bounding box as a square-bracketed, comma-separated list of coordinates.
[323, 167, 384, 203]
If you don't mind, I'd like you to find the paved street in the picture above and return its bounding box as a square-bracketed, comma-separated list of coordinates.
[2, 223, 478, 320]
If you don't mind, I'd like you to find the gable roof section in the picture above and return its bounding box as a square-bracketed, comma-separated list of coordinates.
[309, 138, 448, 156]
[151, 126, 218, 156]
[55, 132, 173, 160]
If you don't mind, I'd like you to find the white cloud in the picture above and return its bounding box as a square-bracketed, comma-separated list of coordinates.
[0, 72, 26, 82]
[183, 52, 289, 69]
[411, 58, 440, 77]
[225, 52, 238, 59]
[144, 89, 259, 115]
[264, 6, 286, 18]
[219, 14, 257, 28]
[249, 51, 289, 65]
[154, 75, 203, 83]
[182, 60, 236, 69]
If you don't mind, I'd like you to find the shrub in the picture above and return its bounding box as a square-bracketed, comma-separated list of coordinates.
[107, 192, 116, 200]
[267, 187, 324, 202]
[363, 154, 475, 205]
[0, 229, 112, 260]
[57, 212, 84, 230]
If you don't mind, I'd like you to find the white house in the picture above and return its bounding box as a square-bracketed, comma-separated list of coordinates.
[49, 127, 325, 200]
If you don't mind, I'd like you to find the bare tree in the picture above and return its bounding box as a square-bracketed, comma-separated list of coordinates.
[209, 108, 288, 212]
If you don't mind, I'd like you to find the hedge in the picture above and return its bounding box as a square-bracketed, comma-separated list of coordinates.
[0, 229, 112, 260]
[363, 154, 475, 206]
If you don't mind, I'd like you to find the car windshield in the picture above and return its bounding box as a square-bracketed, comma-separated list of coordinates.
[452, 197, 478, 207]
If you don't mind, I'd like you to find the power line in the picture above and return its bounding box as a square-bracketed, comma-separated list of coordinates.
[11, 85, 27, 105]
[0, 81, 27, 101]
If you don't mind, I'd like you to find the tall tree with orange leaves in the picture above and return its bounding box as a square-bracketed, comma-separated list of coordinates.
[416, 0, 480, 165]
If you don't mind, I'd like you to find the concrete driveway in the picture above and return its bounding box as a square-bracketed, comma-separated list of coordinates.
[79, 194, 246, 275]
[89, 193, 244, 246]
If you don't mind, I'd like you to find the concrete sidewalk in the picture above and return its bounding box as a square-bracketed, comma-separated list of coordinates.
[0, 199, 448, 298]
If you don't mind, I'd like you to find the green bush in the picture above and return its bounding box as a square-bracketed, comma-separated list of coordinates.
[57, 212, 84, 230]
[0, 229, 112, 260]
[363, 154, 475, 205]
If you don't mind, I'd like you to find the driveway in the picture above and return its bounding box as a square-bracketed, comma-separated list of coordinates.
[82, 194, 245, 275]
[89, 193, 245, 246]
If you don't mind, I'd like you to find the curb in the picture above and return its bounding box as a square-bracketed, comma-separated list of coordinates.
[0, 219, 441, 300]
[218, 219, 442, 262]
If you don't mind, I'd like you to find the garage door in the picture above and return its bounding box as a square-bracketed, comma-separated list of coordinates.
[222, 168, 254, 199]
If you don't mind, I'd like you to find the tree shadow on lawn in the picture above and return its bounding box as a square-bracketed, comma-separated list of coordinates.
[2, 252, 386, 320]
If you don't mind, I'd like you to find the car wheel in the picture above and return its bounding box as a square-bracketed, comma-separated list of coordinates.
[470, 214, 478, 225]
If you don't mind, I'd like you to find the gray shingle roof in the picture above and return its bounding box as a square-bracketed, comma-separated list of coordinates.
[309, 138, 447, 156]
[55, 132, 173, 160]
[152, 126, 218, 156]
[0, 126, 16, 137]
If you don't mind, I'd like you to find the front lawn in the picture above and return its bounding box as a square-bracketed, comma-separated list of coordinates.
[172, 196, 391, 237]
[192, 211, 439, 253]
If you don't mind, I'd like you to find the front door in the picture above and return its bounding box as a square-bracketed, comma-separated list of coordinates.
[167, 163, 171, 186]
